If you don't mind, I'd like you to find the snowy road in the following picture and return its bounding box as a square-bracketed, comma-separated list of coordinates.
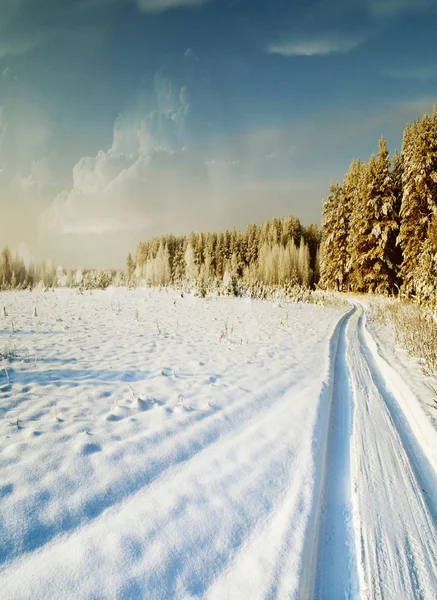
[0, 290, 436, 599]
[315, 303, 437, 600]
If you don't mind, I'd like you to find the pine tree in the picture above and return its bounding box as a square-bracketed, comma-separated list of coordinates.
[390, 150, 404, 283]
[399, 112, 437, 297]
[185, 242, 198, 283]
[0, 246, 12, 287]
[320, 182, 349, 291]
[345, 159, 368, 291]
[297, 237, 311, 287]
[126, 252, 135, 281]
[362, 137, 399, 293]
[416, 215, 437, 308]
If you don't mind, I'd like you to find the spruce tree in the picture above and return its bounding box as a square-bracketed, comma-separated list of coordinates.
[345, 159, 368, 291]
[399, 112, 437, 297]
[126, 252, 135, 281]
[320, 182, 349, 291]
[363, 137, 399, 293]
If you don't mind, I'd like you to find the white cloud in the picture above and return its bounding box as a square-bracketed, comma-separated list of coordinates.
[265, 0, 436, 60]
[17, 156, 57, 197]
[267, 34, 365, 57]
[136, 0, 210, 13]
[38, 77, 208, 242]
[37, 73, 326, 267]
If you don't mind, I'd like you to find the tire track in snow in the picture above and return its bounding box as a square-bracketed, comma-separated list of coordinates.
[297, 306, 356, 600]
[359, 312, 437, 527]
[313, 306, 359, 600]
[349, 304, 437, 600]
[312, 300, 437, 600]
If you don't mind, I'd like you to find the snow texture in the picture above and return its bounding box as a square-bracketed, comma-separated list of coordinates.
[0, 289, 436, 599]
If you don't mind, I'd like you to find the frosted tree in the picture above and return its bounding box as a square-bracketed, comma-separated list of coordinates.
[133, 215, 318, 290]
[314, 246, 320, 285]
[144, 244, 171, 286]
[362, 137, 399, 293]
[344, 159, 369, 291]
[0, 246, 12, 288]
[297, 237, 311, 287]
[399, 112, 437, 297]
[184, 242, 198, 283]
[258, 243, 275, 284]
[75, 270, 84, 285]
[245, 224, 259, 268]
[390, 150, 404, 278]
[126, 252, 135, 281]
[320, 182, 349, 291]
[415, 215, 437, 308]
[155, 244, 171, 285]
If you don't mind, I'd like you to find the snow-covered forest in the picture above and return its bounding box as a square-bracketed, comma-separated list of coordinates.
[0, 246, 124, 291]
[0, 246, 58, 290]
[132, 216, 320, 290]
[320, 111, 437, 310]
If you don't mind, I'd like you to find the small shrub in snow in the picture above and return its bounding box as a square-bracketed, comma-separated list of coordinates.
[372, 300, 437, 376]
[1, 343, 18, 361]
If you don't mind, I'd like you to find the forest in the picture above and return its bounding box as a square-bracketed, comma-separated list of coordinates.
[320, 110, 437, 309]
[132, 217, 321, 293]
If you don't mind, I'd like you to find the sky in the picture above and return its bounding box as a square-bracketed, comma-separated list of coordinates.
[1, 0, 437, 268]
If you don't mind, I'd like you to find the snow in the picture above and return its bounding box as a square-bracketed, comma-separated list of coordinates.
[347, 305, 437, 599]
[1, 289, 436, 599]
[0, 288, 344, 599]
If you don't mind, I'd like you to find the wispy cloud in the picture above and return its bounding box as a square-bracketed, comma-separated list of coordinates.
[265, 0, 436, 59]
[267, 34, 365, 57]
[136, 0, 210, 13]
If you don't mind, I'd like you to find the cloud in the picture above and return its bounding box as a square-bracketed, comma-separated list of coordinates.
[39, 70, 437, 268]
[17, 156, 57, 197]
[37, 70, 326, 267]
[267, 34, 365, 57]
[38, 76, 207, 243]
[265, 0, 436, 59]
[136, 0, 210, 12]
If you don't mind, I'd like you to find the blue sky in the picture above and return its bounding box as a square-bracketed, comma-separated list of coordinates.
[1, 0, 437, 267]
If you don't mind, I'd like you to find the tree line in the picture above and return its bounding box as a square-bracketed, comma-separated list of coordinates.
[0, 246, 126, 291]
[0, 246, 57, 290]
[320, 110, 437, 309]
[131, 216, 321, 291]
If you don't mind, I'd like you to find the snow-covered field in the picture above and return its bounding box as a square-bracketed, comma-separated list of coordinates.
[0, 289, 436, 599]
